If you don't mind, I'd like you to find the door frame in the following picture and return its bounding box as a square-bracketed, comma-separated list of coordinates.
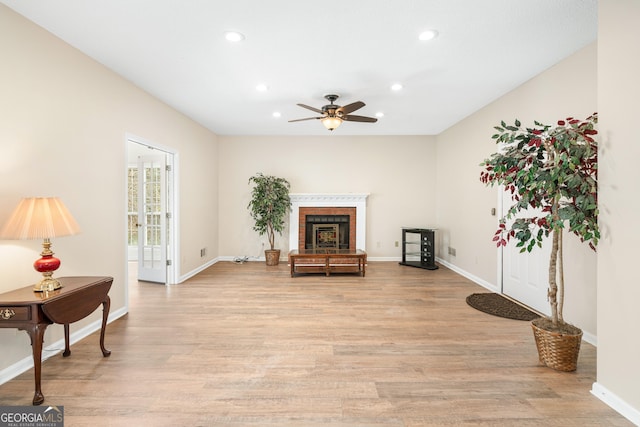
[125, 133, 180, 287]
[497, 186, 504, 293]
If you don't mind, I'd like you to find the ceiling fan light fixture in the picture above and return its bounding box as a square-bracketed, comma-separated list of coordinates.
[322, 116, 342, 131]
[290, 94, 375, 130]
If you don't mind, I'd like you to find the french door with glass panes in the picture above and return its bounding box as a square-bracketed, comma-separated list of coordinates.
[136, 155, 167, 283]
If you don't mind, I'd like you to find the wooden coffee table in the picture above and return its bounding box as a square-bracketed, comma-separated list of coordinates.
[289, 249, 366, 277]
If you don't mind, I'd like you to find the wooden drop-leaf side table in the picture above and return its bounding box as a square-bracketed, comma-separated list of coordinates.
[0, 276, 113, 405]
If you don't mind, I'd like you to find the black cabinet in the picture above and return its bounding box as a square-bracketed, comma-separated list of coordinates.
[399, 228, 438, 270]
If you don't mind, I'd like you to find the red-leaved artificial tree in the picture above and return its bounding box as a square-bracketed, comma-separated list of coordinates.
[480, 113, 598, 332]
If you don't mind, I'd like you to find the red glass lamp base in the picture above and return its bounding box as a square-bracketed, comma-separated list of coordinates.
[34, 255, 61, 273]
[33, 241, 63, 292]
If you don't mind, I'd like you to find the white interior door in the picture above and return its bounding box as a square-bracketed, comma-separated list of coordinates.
[501, 190, 551, 315]
[137, 155, 167, 283]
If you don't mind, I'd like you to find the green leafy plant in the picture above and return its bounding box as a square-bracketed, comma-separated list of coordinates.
[248, 173, 291, 250]
[480, 113, 598, 331]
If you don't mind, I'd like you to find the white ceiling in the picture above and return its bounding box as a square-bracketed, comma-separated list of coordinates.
[1, 0, 597, 136]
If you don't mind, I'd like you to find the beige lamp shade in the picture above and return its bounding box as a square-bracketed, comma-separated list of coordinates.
[0, 197, 81, 240]
[1, 197, 81, 291]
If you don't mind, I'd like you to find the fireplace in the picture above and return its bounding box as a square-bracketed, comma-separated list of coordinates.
[306, 215, 350, 249]
[302, 209, 355, 249]
[289, 194, 368, 251]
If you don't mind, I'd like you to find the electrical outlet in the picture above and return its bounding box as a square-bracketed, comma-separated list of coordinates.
[395, 241, 399, 247]
[200, 247, 207, 257]
[448, 247, 456, 256]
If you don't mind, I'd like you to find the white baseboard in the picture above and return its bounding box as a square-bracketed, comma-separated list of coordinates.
[0, 352, 39, 387]
[582, 330, 597, 347]
[435, 257, 499, 292]
[367, 256, 400, 262]
[178, 256, 273, 283]
[178, 257, 219, 283]
[592, 382, 640, 426]
[0, 306, 128, 386]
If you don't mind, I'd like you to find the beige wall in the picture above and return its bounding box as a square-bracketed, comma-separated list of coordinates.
[2, 2, 639, 422]
[218, 135, 437, 259]
[0, 6, 218, 373]
[595, 0, 640, 416]
[435, 43, 598, 336]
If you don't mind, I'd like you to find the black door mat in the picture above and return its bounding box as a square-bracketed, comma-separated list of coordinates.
[466, 293, 541, 321]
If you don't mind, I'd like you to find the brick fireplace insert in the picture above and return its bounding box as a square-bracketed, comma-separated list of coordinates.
[298, 207, 356, 250]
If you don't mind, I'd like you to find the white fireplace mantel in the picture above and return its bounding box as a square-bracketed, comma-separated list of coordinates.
[289, 193, 369, 251]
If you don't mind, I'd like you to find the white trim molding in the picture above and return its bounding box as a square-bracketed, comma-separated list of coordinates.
[289, 193, 369, 251]
[591, 382, 640, 426]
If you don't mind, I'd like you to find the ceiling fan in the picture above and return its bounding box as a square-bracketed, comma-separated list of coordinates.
[289, 94, 377, 131]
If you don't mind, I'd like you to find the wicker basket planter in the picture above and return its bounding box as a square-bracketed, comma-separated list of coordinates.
[264, 249, 281, 266]
[531, 318, 582, 372]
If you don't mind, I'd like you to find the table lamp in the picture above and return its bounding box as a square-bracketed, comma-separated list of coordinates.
[0, 197, 81, 291]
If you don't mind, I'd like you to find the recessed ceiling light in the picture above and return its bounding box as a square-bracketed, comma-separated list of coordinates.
[419, 30, 439, 41]
[255, 84, 268, 92]
[375, 112, 385, 118]
[272, 112, 281, 118]
[224, 31, 245, 42]
[391, 83, 403, 91]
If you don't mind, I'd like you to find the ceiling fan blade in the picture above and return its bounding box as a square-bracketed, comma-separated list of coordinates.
[297, 103, 323, 114]
[343, 114, 378, 123]
[288, 116, 322, 122]
[338, 101, 365, 115]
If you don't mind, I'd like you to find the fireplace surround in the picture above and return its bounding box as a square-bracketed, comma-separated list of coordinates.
[289, 193, 368, 251]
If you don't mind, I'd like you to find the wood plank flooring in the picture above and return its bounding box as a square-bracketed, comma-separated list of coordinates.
[0, 262, 632, 426]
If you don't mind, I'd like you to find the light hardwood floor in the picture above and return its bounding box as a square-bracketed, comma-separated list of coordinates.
[0, 262, 632, 426]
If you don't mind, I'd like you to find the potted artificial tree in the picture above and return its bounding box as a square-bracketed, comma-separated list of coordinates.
[248, 173, 291, 266]
[480, 113, 598, 371]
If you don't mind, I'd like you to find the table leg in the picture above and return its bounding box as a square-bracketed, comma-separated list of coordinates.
[290, 258, 295, 277]
[325, 257, 330, 276]
[62, 324, 71, 357]
[21, 323, 48, 405]
[100, 296, 111, 357]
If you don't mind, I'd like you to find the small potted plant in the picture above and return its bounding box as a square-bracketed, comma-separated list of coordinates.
[248, 173, 291, 266]
[480, 113, 598, 371]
